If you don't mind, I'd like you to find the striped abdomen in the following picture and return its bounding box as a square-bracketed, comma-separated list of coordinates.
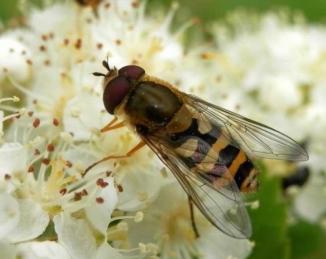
[169, 118, 258, 192]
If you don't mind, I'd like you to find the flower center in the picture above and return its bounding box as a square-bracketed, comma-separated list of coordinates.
[164, 203, 198, 242]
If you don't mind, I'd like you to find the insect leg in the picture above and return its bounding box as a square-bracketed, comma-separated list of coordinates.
[100, 117, 125, 132]
[84, 141, 146, 175]
[188, 196, 200, 238]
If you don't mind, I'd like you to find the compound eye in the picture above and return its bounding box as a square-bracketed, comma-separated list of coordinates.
[118, 65, 145, 80]
[103, 76, 131, 114]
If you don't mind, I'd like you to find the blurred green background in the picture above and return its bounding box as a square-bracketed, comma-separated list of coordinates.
[2, 0, 326, 23]
[1, 1, 325, 259]
[160, 0, 326, 23]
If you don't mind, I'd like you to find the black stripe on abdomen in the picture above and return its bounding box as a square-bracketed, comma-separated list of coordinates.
[217, 145, 240, 167]
[170, 118, 222, 165]
[171, 118, 220, 146]
[234, 160, 255, 189]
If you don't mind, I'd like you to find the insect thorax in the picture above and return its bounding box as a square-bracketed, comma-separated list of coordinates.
[125, 81, 183, 131]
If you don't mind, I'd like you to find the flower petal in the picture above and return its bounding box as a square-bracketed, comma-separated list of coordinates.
[0, 38, 31, 83]
[294, 173, 326, 222]
[53, 212, 97, 259]
[0, 193, 20, 239]
[85, 177, 118, 233]
[16, 241, 71, 259]
[95, 242, 124, 259]
[0, 241, 16, 259]
[7, 198, 49, 243]
[0, 142, 26, 193]
[63, 92, 108, 141]
[196, 230, 252, 259]
[117, 169, 162, 211]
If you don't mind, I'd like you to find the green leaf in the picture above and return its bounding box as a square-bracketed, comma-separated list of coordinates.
[248, 165, 290, 259]
[289, 220, 326, 259]
[171, 0, 326, 23]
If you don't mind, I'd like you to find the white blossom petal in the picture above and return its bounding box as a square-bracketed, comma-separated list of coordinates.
[0, 241, 16, 259]
[63, 92, 108, 141]
[294, 172, 326, 222]
[196, 231, 252, 259]
[127, 180, 252, 258]
[53, 212, 97, 259]
[0, 37, 31, 83]
[7, 198, 49, 243]
[16, 241, 71, 259]
[0, 193, 20, 239]
[95, 242, 124, 259]
[117, 168, 162, 211]
[258, 75, 302, 111]
[0, 142, 26, 193]
[85, 177, 118, 233]
[29, 4, 77, 34]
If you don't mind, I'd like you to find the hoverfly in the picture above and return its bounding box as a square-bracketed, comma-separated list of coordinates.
[86, 60, 308, 239]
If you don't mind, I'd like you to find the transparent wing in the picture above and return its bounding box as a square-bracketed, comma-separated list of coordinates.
[168, 132, 243, 202]
[187, 94, 308, 161]
[142, 135, 251, 239]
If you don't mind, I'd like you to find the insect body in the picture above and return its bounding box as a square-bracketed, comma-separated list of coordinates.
[90, 60, 308, 238]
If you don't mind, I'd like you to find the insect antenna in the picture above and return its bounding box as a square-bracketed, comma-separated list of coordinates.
[102, 59, 111, 71]
[93, 72, 106, 77]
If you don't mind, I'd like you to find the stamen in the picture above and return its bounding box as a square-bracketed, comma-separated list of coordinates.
[28, 165, 34, 173]
[173, 17, 199, 39]
[33, 118, 41, 128]
[96, 197, 104, 203]
[137, 191, 148, 201]
[248, 240, 256, 248]
[89, 127, 101, 137]
[8, 76, 51, 103]
[139, 243, 158, 256]
[0, 97, 25, 125]
[159, 2, 179, 32]
[244, 200, 260, 210]
[53, 118, 59, 126]
[60, 132, 73, 143]
[2, 110, 25, 122]
[117, 222, 128, 231]
[0, 96, 20, 103]
[134, 211, 144, 223]
[19, 108, 27, 115]
[110, 211, 145, 223]
[70, 106, 81, 118]
[229, 206, 238, 215]
[285, 186, 300, 197]
[26, 136, 43, 150]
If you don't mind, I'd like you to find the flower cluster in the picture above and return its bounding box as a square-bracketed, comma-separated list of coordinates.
[0, 1, 252, 258]
[209, 11, 326, 224]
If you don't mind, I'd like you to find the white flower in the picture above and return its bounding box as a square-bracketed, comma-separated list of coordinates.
[16, 241, 71, 259]
[211, 11, 326, 225]
[0, 97, 120, 256]
[0, 38, 32, 84]
[0, 192, 20, 240]
[126, 179, 252, 259]
[0, 0, 224, 258]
